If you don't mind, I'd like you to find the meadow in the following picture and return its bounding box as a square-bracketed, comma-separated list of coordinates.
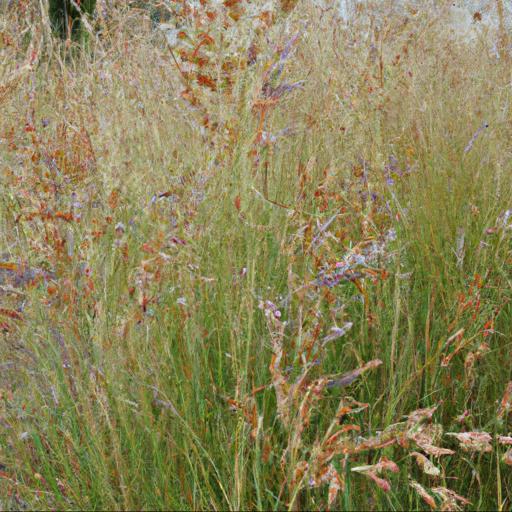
[0, 1, 511, 510]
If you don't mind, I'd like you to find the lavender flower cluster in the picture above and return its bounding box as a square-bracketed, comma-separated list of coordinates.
[316, 229, 396, 288]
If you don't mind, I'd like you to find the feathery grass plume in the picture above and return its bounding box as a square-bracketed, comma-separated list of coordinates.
[410, 451, 441, 477]
[497, 381, 512, 419]
[446, 432, 493, 453]
[431, 487, 471, 511]
[410, 480, 437, 510]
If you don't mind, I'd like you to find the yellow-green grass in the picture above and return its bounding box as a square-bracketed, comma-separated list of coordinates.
[0, 1, 511, 510]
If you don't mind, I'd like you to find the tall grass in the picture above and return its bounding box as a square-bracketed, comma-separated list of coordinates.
[0, 1, 511, 510]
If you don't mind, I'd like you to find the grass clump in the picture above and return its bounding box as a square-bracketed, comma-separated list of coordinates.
[0, 1, 511, 510]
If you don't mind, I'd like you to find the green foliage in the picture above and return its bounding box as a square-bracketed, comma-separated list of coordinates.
[1, 1, 512, 510]
[48, 0, 96, 40]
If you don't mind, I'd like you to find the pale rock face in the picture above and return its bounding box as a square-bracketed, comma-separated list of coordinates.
[447, 1, 499, 39]
[441, 1, 511, 58]
[337, 0, 510, 28]
[336, 0, 510, 48]
[158, 24, 179, 48]
[159, 1, 511, 51]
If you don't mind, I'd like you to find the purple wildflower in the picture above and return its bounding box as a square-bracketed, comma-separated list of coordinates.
[464, 122, 489, 154]
[383, 155, 404, 185]
[262, 80, 305, 100]
[267, 31, 302, 80]
[259, 300, 282, 320]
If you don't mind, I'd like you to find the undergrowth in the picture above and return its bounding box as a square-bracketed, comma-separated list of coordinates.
[0, 1, 511, 510]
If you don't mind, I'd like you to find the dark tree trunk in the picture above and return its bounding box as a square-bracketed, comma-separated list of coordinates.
[49, 0, 96, 40]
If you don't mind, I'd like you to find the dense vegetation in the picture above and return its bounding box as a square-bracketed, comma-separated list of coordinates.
[48, 0, 97, 40]
[0, 1, 511, 510]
